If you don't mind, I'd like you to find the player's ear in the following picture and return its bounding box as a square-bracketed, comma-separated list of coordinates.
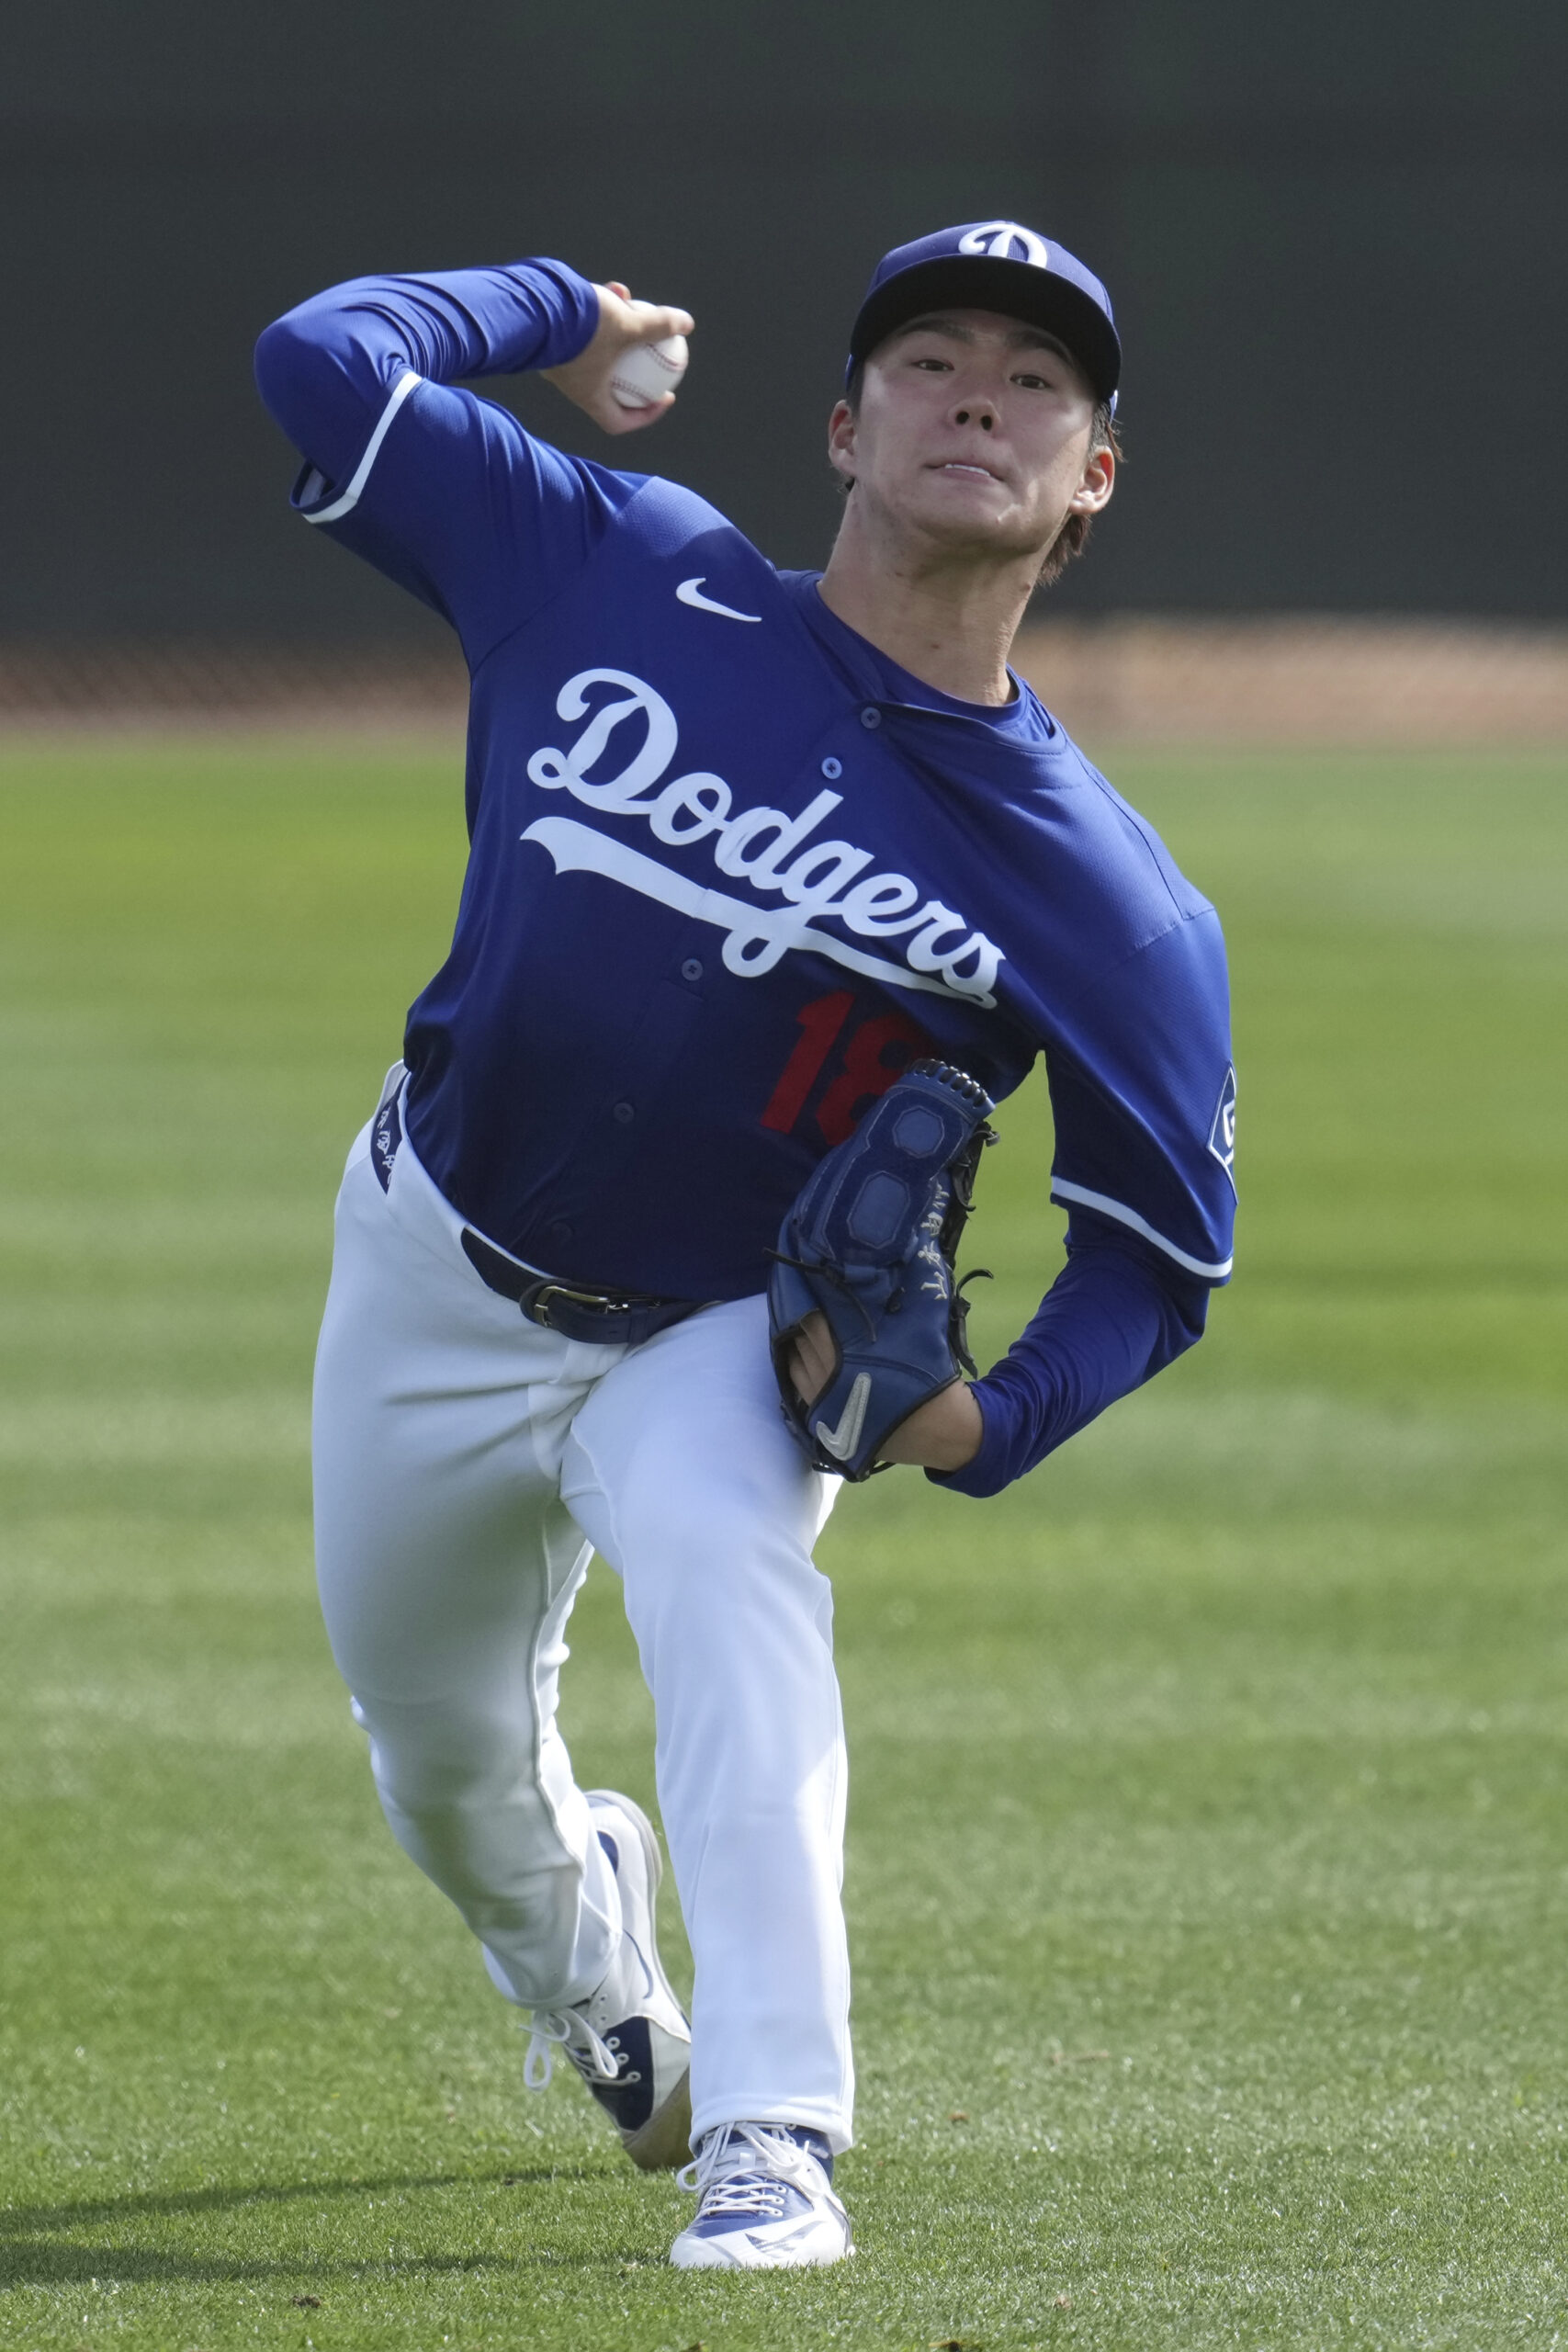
[827, 398, 858, 488]
[1068, 438, 1115, 516]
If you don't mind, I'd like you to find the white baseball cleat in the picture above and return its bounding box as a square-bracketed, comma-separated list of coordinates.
[670, 2121, 853, 2269]
[519, 1791, 693, 2171]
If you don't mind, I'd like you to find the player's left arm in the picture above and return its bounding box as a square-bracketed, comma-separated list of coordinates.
[902, 908, 1235, 1491]
[912, 1228, 1209, 1487]
[782, 1156, 1207, 1482]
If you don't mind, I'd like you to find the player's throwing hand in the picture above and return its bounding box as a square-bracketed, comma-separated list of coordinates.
[543, 280, 694, 433]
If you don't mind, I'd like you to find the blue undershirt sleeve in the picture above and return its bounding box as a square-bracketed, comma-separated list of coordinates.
[929, 1224, 1209, 1498]
[254, 261, 613, 664]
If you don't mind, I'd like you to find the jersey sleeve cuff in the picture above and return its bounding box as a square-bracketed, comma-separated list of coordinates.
[922, 1382, 1012, 1498]
[508, 257, 603, 369]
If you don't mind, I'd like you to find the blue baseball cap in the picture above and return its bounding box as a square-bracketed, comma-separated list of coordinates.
[846, 220, 1121, 409]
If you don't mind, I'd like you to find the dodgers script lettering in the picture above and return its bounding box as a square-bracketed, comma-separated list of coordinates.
[523, 669, 1004, 1006]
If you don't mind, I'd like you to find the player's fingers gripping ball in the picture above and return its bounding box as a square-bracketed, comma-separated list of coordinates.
[768, 1060, 998, 1481]
[608, 304, 690, 409]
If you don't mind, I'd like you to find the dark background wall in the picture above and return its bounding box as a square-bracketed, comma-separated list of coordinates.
[7, 0, 1565, 642]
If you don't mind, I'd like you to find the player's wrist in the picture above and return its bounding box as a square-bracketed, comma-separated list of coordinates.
[878, 1379, 985, 1472]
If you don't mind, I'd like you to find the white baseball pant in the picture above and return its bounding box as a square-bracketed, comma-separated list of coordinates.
[310, 1080, 853, 2152]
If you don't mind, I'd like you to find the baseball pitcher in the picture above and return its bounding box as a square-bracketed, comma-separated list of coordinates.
[254, 219, 1235, 2269]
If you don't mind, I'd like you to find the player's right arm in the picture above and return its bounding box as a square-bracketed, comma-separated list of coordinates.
[253, 263, 692, 662]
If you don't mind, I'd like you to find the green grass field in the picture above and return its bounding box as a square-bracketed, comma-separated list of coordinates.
[1, 739, 1564, 2351]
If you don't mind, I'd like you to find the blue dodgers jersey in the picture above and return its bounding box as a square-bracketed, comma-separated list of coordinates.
[286, 351, 1235, 1306]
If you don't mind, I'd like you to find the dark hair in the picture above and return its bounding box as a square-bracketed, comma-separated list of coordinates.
[838, 362, 1121, 588]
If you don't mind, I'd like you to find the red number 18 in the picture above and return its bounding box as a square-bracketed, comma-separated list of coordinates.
[761, 989, 933, 1147]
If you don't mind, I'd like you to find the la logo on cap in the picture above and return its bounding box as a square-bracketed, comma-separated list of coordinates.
[956, 221, 1050, 268]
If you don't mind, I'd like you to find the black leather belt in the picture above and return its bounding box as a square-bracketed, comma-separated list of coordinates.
[460, 1227, 705, 1348]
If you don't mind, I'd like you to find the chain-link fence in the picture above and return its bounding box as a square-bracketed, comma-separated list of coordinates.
[0, 640, 468, 729]
[2, 624, 1564, 745]
[1010, 619, 1568, 745]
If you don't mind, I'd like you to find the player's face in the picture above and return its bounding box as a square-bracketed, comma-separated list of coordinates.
[829, 310, 1111, 561]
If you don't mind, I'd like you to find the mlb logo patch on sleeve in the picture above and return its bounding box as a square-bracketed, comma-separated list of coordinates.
[1208, 1065, 1237, 1184]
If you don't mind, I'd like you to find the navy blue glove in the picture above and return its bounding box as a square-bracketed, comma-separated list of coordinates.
[768, 1060, 997, 1481]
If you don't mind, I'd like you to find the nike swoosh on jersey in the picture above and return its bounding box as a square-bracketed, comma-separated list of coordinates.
[815, 1373, 872, 1462]
[676, 578, 762, 623]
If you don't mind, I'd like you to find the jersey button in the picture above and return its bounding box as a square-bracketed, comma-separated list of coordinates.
[612, 1101, 635, 1125]
[860, 706, 881, 729]
[681, 957, 704, 983]
[549, 1220, 572, 1253]
[820, 756, 842, 779]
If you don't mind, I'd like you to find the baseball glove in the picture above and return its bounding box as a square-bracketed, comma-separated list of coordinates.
[768, 1059, 997, 1481]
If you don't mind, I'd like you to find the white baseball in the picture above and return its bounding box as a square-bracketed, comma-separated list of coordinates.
[608, 313, 690, 409]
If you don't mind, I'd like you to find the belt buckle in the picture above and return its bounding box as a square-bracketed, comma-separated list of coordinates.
[535, 1281, 635, 1329]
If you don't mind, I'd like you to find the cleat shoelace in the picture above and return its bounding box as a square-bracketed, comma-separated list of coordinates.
[524, 2008, 621, 2091]
[521, 1927, 658, 2092]
[688, 2170, 793, 2220]
[677, 2121, 828, 2222]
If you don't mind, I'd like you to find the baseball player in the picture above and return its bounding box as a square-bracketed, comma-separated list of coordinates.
[254, 219, 1235, 2271]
